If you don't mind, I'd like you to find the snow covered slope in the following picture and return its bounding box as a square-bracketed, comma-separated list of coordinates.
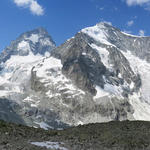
[0, 23, 150, 129]
[0, 27, 55, 99]
[0, 28, 60, 128]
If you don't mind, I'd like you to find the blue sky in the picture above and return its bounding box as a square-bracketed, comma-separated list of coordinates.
[0, 0, 150, 51]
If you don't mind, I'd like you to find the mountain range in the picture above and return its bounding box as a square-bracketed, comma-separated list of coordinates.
[0, 22, 150, 129]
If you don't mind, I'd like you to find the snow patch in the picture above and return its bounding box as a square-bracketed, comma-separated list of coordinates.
[34, 57, 62, 78]
[34, 121, 54, 130]
[31, 141, 68, 150]
[94, 86, 109, 99]
[45, 51, 50, 58]
[130, 82, 134, 89]
[77, 121, 84, 125]
[27, 34, 39, 43]
[33, 56, 85, 100]
[17, 40, 30, 52]
[81, 23, 112, 45]
[122, 50, 150, 102]
[23, 97, 34, 102]
[90, 43, 111, 69]
[0, 90, 10, 97]
[129, 93, 150, 121]
[118, 73, 122, 78]
[121, 31, 148, 38]
[31, 103, 38, 107]
[40, 38, 54, 46]
[104, 83, 122, 96]
[94, 76, 128, 100]
[82, 52, 86, 55]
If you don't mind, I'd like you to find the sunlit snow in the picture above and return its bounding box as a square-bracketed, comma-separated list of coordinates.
[17, 40, 30, 52]
[33, 56, 85, 99]
[31, 141, 68, 150]
[90, 43, 111, 69]
[0, 52, 43, 97]
[34, 121, 53, 130]
[27, 34, 39, 43]
[94, 86, 109, 99]
[122, 50, 150, 103]
[81, 23, 112, 45]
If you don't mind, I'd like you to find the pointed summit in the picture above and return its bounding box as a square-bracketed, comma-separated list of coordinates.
[0, 27, 56, 63]
[96, 21, 112, 26]
[17, 27, 56, 48]
[19, 27, 52, 39]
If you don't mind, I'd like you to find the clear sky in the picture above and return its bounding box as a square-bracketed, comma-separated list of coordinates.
[0, 0, 150, 51]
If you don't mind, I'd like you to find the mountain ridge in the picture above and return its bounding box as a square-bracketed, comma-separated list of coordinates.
[0, 22, 150, 129]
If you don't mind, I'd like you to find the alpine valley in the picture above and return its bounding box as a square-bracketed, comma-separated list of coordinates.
[0, 22, 150, 130]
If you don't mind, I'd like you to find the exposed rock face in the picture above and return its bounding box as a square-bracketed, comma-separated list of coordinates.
[107, 46, 141, 93]
[0, 23, 150, 129]
[60, 36, 106, 95]
[101, 23, 150, 62]
[53, 30, 141, 98]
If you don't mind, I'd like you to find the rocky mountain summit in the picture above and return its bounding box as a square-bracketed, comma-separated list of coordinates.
[0, 22, 150, 129]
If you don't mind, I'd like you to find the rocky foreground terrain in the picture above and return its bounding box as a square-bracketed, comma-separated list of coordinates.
[1, 120, 150, 150]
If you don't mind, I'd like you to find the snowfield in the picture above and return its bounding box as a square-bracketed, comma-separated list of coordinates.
[31, 141, 68, 150]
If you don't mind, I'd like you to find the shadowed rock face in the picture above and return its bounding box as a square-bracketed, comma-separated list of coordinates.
[0, 98, 25, 125]
[107, 46, 141, 93]
[52, 31, 141, 97]
[61, 37, 106, 95]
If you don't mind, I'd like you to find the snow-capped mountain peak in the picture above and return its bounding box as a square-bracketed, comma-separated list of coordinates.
[1, 23, 150, 129]
[19, 27, 55, 47]
[80, 22, 150, 121]
[81, 22, 110, 45]
[0, 27, 55, 63]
